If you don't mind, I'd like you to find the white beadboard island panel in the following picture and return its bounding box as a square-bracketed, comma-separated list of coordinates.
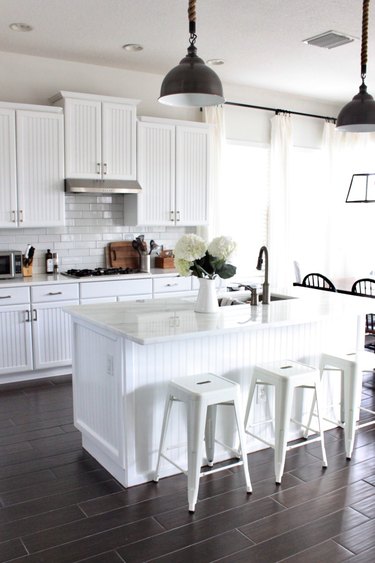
[67, 288, 371, 487]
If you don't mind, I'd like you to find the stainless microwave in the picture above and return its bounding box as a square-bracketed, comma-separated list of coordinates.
[0, 251, 23, 279]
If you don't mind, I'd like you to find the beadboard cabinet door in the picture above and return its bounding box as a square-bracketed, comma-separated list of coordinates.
[16, 110, 65, 227]
[176, 125, 209, 226]
[0, 108, 17, 227]
[136, 120, 176, 226]
[62, 95, 137, 180]
[64, 97, 102, 178]
[32, 299, 78, 370]
[0, 305, 33, 375]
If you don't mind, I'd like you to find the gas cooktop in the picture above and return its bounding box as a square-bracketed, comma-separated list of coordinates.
[62, 267, 140, 278]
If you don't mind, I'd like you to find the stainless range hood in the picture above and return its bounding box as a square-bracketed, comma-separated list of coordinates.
[65, 178, 142, 194]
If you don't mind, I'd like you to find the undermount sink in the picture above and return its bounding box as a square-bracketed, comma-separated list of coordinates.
[218, 291, 295, 307]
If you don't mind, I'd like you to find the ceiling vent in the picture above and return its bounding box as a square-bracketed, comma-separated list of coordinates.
[303, 30, 355, 49]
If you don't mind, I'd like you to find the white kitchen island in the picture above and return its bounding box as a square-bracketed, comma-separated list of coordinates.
[66, 288, 371, 487]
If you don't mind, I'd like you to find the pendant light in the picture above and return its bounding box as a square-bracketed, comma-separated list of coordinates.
[159, 0, 224, 107]
[336, 0, 375, 131]
[346, 173, 375, 202]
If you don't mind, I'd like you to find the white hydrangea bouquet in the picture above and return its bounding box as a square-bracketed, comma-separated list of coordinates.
[174, 234, 237, 279]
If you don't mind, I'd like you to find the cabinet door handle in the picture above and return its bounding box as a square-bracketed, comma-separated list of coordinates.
[25, 309, 31, 322]
[48, 291, 63, 295]
[12, 210, 16, 223]
[97, 162, 101, 174]
[0, 295, 12, 299]
[176, 210, 181, 222]
[170, 210, 175, 222]
[19, 210, 24, 222]
[33, 309, 37, 321]
[103, 163, 107, 175]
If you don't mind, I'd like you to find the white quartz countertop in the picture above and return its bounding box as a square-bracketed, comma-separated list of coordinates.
[0, 269, 178, 288]
[65, 287, 373, 345]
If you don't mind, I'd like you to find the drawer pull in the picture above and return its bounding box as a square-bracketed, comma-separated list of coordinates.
[166, 283, 178, 287]
[48, 291, 63, 295]
[0, 295, 12, 299]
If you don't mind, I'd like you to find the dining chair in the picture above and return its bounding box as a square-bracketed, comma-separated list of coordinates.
[351, 278, 375, 351]
[302, 273, 337, 292]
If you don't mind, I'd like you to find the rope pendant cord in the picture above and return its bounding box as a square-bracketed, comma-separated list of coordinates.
[188, 0, 197, 45]
[361, 0, 370, 79]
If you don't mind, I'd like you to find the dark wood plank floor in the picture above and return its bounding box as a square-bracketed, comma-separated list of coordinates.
[0, 372, 375, 563]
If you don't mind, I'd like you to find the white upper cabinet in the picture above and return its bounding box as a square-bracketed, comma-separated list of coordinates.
[125, 116, 210, 226]
[52, 91, 139, 180]
[0, 103, 64, 229]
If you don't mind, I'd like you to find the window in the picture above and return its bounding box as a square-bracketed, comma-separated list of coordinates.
[221, 141, 269, 277]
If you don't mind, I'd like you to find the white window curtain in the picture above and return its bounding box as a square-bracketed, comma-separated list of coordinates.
[269, 113, 294, 289]
[197, 105, 226, 242]
[322, 121, 375, 281]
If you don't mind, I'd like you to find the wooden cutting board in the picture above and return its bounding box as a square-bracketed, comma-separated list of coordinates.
[107, 242, 140, 269]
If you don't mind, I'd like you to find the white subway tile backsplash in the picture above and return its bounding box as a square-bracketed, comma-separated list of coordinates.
[0, 197, 192, 272]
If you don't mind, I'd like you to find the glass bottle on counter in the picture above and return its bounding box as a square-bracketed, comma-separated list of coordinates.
[53, 252, 59, 278]
[45, 249, 53, 274]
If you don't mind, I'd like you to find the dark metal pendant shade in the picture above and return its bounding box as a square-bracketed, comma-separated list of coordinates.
[337, 0, 375, 132]
[159, 0, 224, 108]
[159, 45, 224, 107]
[336, 83, 375, 131]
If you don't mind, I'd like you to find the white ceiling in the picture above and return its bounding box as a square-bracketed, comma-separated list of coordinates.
[1, 0, 374, 104]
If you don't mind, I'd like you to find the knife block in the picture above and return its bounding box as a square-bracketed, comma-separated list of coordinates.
[22, 256, 33, 277]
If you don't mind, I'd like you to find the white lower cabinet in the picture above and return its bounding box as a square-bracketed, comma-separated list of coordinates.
[0, 283, 79, 378]
[31, 283, 79, 370]
[0, 286, 32, 375]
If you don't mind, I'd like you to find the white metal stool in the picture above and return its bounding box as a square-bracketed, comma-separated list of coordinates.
[305, 350, 375, 459]
[244, 360, 328, 484]
[154, 373, 252, 512]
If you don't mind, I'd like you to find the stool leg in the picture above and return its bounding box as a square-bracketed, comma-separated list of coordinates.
[244, 376, 258, 431]
[314, 382, 328, 468]
[303, 361, 325, 439]
[274, 380, 293, 484]
[233, 396, 252, 493]
[205, 404, 217, 467]
[154, 394, 173, 482]
[187, 399, 206, 512]
[344, 363, 361, 459]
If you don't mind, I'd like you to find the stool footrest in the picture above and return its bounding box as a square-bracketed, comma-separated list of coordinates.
[245, 430, 274, 449]
[287, 436, 323, 450]
[200, 459, 244, 476]
[214, 438, 241, 458]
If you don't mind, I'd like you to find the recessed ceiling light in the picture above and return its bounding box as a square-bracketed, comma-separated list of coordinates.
[9, 22, 33, 32]
[207, 59, 224, 66]
[122, 43, 143, 52]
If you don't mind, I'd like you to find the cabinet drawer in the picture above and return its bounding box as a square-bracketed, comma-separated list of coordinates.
[80, 278, 152, 299]
[31, 283, 79, 303]
[0, 286, 30, 305]
[153, 276, 192, 294]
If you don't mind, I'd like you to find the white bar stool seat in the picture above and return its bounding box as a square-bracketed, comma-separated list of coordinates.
[306, 350, 375, 459]
[154, 373, 252, 512]
[245, 360, 328, 484]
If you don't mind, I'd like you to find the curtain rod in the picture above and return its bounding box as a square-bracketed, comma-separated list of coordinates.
[224, 100, 337, 122]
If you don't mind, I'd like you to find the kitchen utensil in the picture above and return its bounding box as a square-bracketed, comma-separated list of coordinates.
[149, 240, 159, 254]
[132, 239, 141, 256]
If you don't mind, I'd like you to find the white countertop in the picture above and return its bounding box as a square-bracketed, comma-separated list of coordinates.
[65, 287, 373, 345]
[0, 269, 178, 288]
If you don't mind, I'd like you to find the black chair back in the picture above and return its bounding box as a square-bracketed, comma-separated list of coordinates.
[302, 273, 336, 292]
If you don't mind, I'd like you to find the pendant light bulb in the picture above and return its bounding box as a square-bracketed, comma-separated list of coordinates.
[159, 0, 225, 107]
[337, 0, 375, 132]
